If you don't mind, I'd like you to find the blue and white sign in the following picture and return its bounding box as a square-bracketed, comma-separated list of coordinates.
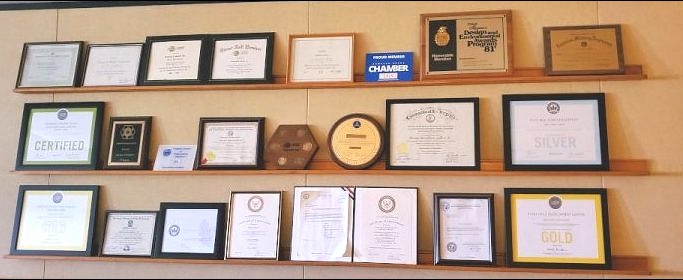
[365, 52, 413, 82]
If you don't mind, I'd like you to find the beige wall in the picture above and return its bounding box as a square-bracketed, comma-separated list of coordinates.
[0, 1, 681, 278]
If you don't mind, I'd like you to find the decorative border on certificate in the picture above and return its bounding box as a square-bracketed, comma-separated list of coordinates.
[386, 98, 480, 170]
[226, 191, 282, 260]
[82, 43, 144, 86]
[10, 185, 99, 256]
[208, 32, 275, 84]
[16, 41, 85, 88]
[544, 25, 624, 76]
[104, 116, 152, 170]
[504, 188, 612, 269]
[287, 33, 355, 83]
[138, 34, 210, 86]
[195, 117, 265, 170]
[101, 210, 158, 257]
[154, 202, 226, 260]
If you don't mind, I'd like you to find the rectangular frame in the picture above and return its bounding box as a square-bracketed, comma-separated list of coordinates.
[100, 210, 158, 257]
[208, 32, 275, 84]
[154, 202, 226, 260]
[138, 34, 210, 86]
[104, 116, 152, 170]
[226, 191, 282, 260]
[544, 25, 624, 76]
[196, 117, 265, 170]
[81, 43, 144, 87]
[287, 33, 355, 84]
[16, 41, 84, 88]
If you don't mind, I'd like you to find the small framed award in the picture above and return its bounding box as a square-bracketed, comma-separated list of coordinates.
[420, 10, 512, 80]
[16, 41, 84, 88]
[287, 33, 355, 83]
[104, 116, 152, 170]
[82, 43, 143, 86]
[505, 188, 611, 269]
[15, 102, 105, 171]
[10, 185, 99, 256]
[386, 98, 480, 170]
[154, 202, 226, 260]
[433, 193, 495, 266]
[327, 113, 384, 170]
[196, 117, 265, 169]
[101, 211, 158, 257]
[208, 32, 274, 84]
[503, 93, 609, 171]
[138, 34, 210, 86]
[544, 25, 624, 76]
[227, 192, 282, 259]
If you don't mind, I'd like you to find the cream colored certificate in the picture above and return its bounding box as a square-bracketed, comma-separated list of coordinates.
[290, 35, 354, 82]
[146, 40, 202, 81]
[548, 28, 620, 73]
[201, 122, 259, 166]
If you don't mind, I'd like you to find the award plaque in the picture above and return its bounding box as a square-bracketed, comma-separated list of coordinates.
[208, 32, 275, 84]
[154, 202, 226, 260]
[139, 34, 210, 86]
[16, 41, 84, 88]
[82, 43, 143, 86]
[287, 33, 355, 83]
[265, 125, 318, 169]
[104, 116, 152, 170]
[227, 192, 282, 259]
[327, 114, 384, 170]
[196, 117, 265, 169]
[544, 25, 624, 75]
[101, 211, 157, 257]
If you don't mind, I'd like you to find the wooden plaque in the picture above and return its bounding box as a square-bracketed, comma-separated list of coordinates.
[265, 125, 318, 169]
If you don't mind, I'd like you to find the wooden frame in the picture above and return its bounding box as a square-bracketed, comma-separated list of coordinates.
[208, 32, 275, 84]
[154, 202, 227, 260]
[82, 43, 144, 87]
[327, 113, 385, 170]
[226, 191, 282, 260]
[287, 33, 355, 84]
[138, 34, 211, 86]
[195, 117, 265, 170]
[104, 116, 152, 170]
[544, 25, 624, 76]
[16, 41, 84, 88]
[100, 210, 158, 257]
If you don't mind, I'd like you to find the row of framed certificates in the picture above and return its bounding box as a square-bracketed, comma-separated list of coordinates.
[9, 185, 611, 270]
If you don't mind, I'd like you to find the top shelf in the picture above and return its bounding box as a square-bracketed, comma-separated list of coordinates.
[13, 66, 646, 94]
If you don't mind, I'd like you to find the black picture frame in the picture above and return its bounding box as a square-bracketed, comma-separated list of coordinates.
[502, 93, 609, 171]
[433, 193, 495, 266]
[138, 34, 210, 86]
[226, 191, 282, 260]
[196, 117, 265, 170]
[10, 185, 99, 256]
[154, 202, 227, 260]
[81, 43, 144, 87]
[103, 116, 152, 170]
[504, 188, 612, 269]
[100, 210, 158, 257]
[207, 32, 275, 84]
[543, 25, 625, 76]
[16, 41, 85, 88]
[15, 102, 105, 171]
[386, 98, 480, 170]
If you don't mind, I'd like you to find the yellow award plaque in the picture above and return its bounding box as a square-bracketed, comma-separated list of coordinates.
[327, 114, 384, 169]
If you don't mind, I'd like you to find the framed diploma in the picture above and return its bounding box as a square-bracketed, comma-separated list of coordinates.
[16, 41, 84, 88]
[15, 102, 105, 170]
[433, 193, 495, 266]
[101, 211, 158, 257]
[196, 117, 265, 169]
[287, 33, 355, 83]
[208, 32, 274, 84]
[139, 34, 210, 86]
[104, 116, 152, 170]
[420, 10, 512, 80]
[328, 114, 384, 170]
[227, 191, 282, 259]
[386, 98, 480, 170]
[503, 93, 609, 171]
[353, 187, 418, 265]
[544, 25, 624, 76]
[82, 43, 143, 86]
[505, 188, 611, 269]
[10, 185, 99, 256]
[154, 202, 226, 260]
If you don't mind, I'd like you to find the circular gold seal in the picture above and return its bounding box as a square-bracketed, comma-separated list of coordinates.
[327, 114, 384, 170]
[302, 142, 313, 152]
[277, 157, 287, 166]
[434, 26, 450, 47]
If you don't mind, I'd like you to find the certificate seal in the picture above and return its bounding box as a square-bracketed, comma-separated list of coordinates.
[52, 192, 63, 204]
[57, 108, 68, 120]
[547, 102, 560, 114]
[378, 195, 396, 213]
[447, 242, 457, 252]
[434, 26, 450, 47]
[549, 196, 562, 209]
[168, 225, 180, 236]
[440, 201, 450, 212]
[127, 220, 134, 227]
[248, 195, 264, 212]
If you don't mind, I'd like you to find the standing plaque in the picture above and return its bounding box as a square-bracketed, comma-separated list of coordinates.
[544, 25, 624, 75]
[265, 125, 318, 169]
[105, 116, 152, 170]
[327, 114, 384, 170]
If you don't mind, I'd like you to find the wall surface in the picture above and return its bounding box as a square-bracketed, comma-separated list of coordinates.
[1, 1, 682, 278]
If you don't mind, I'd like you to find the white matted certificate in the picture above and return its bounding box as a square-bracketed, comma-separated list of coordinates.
[101, 211, 157, 256]
[288, 34, 354, 83]
[212, 39, 268, 80]
[227, 192, 281, 259]
[17, 42, 82, 88]
[146, 40, 203, 81]
[161, 208, 218, 254]
[82, 44, 143, 86]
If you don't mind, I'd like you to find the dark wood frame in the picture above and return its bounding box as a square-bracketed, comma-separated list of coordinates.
[208, 32, 275, 84]
[544, 25, 624, 76]
[16, 41, 85, 88]
[104, 116, 152, 170]
[138, 34, 211, 86]
[154, 202, 227, 260]
[81, 43, 144, 87]
[100, 210, 158, 257]
[195, 117, 265, 170]
[286, 33, 355, 84]
[327, 113, 385, 170]
[226, 191, 282, 260]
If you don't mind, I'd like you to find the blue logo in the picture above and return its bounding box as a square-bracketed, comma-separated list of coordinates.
[57, 109, 68, 120]
[52, 192, 63, 204]
[169, 225, 180, 236]
[365, 52, 413, 82]
[353, 120, 361, 128]
[163, 149, 172, 157]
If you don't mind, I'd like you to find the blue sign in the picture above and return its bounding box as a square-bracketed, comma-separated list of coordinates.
[365, 52, 413, 82]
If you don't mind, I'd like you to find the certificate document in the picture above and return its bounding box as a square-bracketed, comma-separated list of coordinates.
[152, 145, 197, 171]
[102, 212, 157, 256]
[290, 35, 354, 82]
[161, 208, 218, 254]
[438, 198, 492, 261]
[23, 107, 97, 165]
[146, 40, 202, 81]
[83, 44, 143, 86]
[353, 188, 417, 265]
[19, 43, 80, 87]
[212, 39, 268, 80]
[201, 122, 259, 166]
[291, 187, 353, 262]
[228, 192, 281, 259]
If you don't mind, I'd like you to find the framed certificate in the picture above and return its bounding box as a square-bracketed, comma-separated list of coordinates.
[10, 185, 99, 256]
[104, 116, 152, 170]
[386, 98, 480, 170]
[82, 43, 143, 86]
[433, 193, 495, 266]
[287, 33, 355, 83]
[503, 93, 609, 171]
[15, 102, 105, 170]
[196, 117, 265, 169]
[420, 10, 512, 80]
[208, 32, 274, 84]
[154, 202, 226, 260]
[505, 188, 611, 269]
[544, 25, 624, 76]
[101, 211, 158, 257]
[227, 192, 282, 259]
[16, 41, 84, 88]
[139, 34, 210, 86]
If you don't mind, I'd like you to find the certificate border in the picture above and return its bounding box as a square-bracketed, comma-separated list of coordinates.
[208, 32, 275, 84]
[386, 98, 480, 170]
[15, 41, 85, 88]
[327, 113, 385, 170]
[433, 193, 495, 266]
[10, 185, 99, 256]
[154, 202, 227, 260]
[504, 188, 611, 269]
[81, 43, 144, 87]
[104, 116, 152, 170]
[100, 210, 158, 257]
[195, 117, 265, 170]
[543, 25, 625, 76]
[15, 102, 105, 171]
[286, 33, 355, 84]
[502, 93, 609, 171]
[226, 191, 282, 260]
[138, 34, 211, 86]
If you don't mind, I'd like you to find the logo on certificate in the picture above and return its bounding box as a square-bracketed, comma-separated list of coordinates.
[57, 109, 69, 120]
[52, 192, 63, 204]
[127, 220, 134, 227]
[353, 120, 361, 128]
[549, 196, 563, 209]
[378, 195, 396, 213]
[447, 242, 457, 252]
[123, 245, 131, 252]
[163, 149, 172, 157]
[440, 201, 450, 212]
[248, 195, 264, 212]
[426, 114, 436, 123]
[546, 102, 561, 114]
[169, 225, 180, 236]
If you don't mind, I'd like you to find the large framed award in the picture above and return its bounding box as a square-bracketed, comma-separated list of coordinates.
[420, 10, 512, 80]
[386, 98, 480, 170]
[104, 116, 152, 170]
[154, 202, 226, 260]
[227, 191, 282, 259]
[196, 117, 265, 169]
[544, 25, 624, 76]
[16, 41, 84, 88]
[287, 33, 355, 83]
[101, 211, 158, 257]
[82, 43, 144, 86]
[505, 188, 611, 269]
[503, 93, 609, 171]
[433, 193, 495, 266]
[328, 114, 384, 170]
[10, 185, 99, 256]
[15, 102, 105, 170]
[208, 32, 274, 84]
[138, 34, 210, 86]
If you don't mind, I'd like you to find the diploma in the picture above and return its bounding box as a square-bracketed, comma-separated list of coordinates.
[161, 208, 218, 254]
[438, 198, 493, 262]
[101, 212, 157, 256]
[146, 40, 202, 81]
[289, 35, 354, 83]
[227, 192, 281, 259]
[23, 108, 96, 164]
[201, 122, 259, 166]
[19, 43, 81, 87]
[82, 44, 143, 86]
[212, 38, 268, 80]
